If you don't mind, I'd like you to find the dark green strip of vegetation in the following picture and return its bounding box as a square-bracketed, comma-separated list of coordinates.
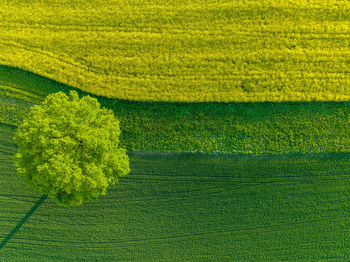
[1, 65, 350, 154]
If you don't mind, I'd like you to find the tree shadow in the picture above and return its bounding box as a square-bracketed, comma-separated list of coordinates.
[0, 195, 47, 250]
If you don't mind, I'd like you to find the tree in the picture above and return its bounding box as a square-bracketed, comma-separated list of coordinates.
[13, 91, 130, 206]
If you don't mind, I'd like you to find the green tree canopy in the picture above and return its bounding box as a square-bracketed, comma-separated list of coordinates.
[14, 91, 130, 206]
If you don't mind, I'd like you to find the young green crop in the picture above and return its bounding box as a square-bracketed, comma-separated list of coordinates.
[13, 91, 130, 206]
[2, 144, 350, 260]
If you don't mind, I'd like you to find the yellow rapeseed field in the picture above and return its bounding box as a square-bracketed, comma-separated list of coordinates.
[1, 0, 350, 102]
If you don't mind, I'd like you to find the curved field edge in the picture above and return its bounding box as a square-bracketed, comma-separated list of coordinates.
[1, 129, 350, 260]
[1, 65, 350, 154]
[2, 0, 350, 102]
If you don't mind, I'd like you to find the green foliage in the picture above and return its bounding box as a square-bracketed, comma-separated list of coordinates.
[1, 1, 350, 101]
[13, 91, 130, 206]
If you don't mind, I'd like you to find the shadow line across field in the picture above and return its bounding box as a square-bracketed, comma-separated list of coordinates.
[0, 194, 47, 250]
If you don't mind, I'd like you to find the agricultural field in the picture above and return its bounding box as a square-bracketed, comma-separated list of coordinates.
[1, 0, 350, 102]
[1, 65, 350, 155]
[1, 66, 350, 260]
[2, 128, 350, 260]
[2, 0, 350, 261]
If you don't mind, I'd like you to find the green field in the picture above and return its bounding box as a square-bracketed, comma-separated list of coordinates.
[2, 124, 350, 260]
[1, 0, 350, 102]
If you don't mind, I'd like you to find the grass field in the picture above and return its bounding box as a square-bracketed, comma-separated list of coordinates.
[2, 124, 350, 260]
[1, 65, 350, 154]
[1, 0, 350, 102]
